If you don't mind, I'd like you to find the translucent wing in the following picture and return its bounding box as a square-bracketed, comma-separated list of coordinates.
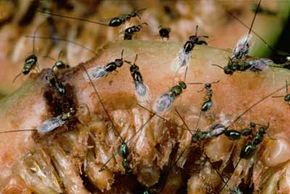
[83, 66, 108, 81]
[233, 35, 252, 59]
[248, 58, 273, 71]
[153, 93, 174, 114]
[37, 115, 65, 134]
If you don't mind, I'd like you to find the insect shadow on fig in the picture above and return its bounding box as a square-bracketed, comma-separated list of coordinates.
[37, 8, 146, 27]
[81, 63, 156, 173]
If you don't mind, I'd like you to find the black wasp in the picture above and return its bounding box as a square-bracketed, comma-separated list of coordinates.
[45, 69, 66, 95]
[188, 80, 219, 112]
[159, 26, 171, 40]
[13, 24, 42, 83]
[124, 23, 147, 40]
[90, 50, 125, 79]
[45, 50, 70, 72]
[219, 123, 269, 193]
[153, 81, 187, 114]
[183, 25, 208, 54]
[38, 8, 146, 27]
[125, 54, 148, 98]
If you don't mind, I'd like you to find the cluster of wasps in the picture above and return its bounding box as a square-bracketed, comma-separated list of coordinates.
[3, 0, 290, 193]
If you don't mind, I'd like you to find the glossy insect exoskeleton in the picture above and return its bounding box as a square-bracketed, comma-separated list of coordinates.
[13, 27, 40, 83]
[125, 54, 149, 98]
[45, 69, 66, 95]
[119, 143, 130, 172]
[50, 76, 66, 95]
[109, 8, 146, 27]
[0, 108, 75, 135]
[240, 124, 268, 159]
[219, 123, 268, 193]
[51, 60, 69, 72]
[83, 62, 155, 173]
[159, 26, 171, 40]
[153, 81, 187, 114]
[39, 8, 146, 27]
[188, 81, 219, 113]
[213, 0, 262, 77]
[191, 131, 209, 142]
[224, 122, 256, 140]
[226, 8, 289, 66]
[90, 50, 125, 79]
[44, 51, 70, 72]
[183, 25, 208, 54]
[175, 25, 208, 74]
[98, 113, 154, 173]
[124, 23, 147, 40]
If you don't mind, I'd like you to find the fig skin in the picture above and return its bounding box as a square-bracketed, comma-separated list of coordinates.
[0, 40, 289, 192]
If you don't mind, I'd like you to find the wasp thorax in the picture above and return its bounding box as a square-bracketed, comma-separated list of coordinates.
[109, 18, 122, 27]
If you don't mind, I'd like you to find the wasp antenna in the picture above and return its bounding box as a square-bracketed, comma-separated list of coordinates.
[231, 84, 285, 126]
[195, 25, 199, 36]
[211, 80, 220, 84]
[194, 111, 202, 131]
[219, 157, 242, 193]
[120, 49, 125, 59]
[12, 72, 23, 83]
[81, 64, 125, 143]
[137, 103, 168, 123]
[203, 152, 230, 191]
[246, 0, 262, 41]
[211, 64, 224, 70]
[98, 153, 118, 172]
[187, 82, 204, 85]
[183, 66, 188, 82]
[57, 50, 64, 60]
[197, 87, 205, 93]
[0, 129, 37, 134]
[134, 54, 138, 64]
[42, 55, 56, 62]
[286, 80, 289, 94]
[124, 60, 132, 65]
[37, 9, 109, 26]
[174, 108, 193, 135]
[272, 95, 284, 98]
[25, 35, 98, 56]
[226, 10, 277, 55]
[125, 113, 155, 144]
[135, 8, 147, 19]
